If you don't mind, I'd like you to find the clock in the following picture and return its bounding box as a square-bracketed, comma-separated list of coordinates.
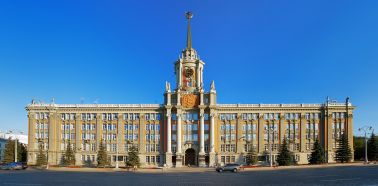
[185, 68, 194, 77]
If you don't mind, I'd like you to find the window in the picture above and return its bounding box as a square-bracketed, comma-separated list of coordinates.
[204, 134, 209, 141]
[146, 156, 150, 163]
[204, 124, 209, 130]
[204, 114, 209, 120]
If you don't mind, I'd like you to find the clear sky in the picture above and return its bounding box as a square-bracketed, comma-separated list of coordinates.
[0, 0, 377, 136]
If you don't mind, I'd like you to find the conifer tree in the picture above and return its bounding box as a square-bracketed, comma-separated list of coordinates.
[36, 143, 47, 166]
[4, 138, 15, 163]
[126, 145, 140, 167]
[308, 139, 325, 164]
[3, 138, 27, 163]
[367, 132, 378, 161]
[62, 140, 76, 166]
[277, 139, 294, 166]
[246, 146, 258, 165]
[97, 140, 109, 167]
[335, 133, 352, 163]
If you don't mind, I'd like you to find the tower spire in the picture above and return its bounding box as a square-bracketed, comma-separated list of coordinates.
[185, 11, 193, 49]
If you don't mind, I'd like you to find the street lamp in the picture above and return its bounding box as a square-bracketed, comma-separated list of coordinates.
[115, 121, 120, 169]
[6, 130, 21, 162]
[358, 126, 373, 164]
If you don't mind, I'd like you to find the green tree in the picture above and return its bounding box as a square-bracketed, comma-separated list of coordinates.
[62, 140, 76, 166]
[126, 145, 140, 167]
[19, 143, 27, 162]
[335, 133, 352, 163]
[245, 146, 258, 165]
[354, 136, 365, 161]
[277, 139, 294, 166]
[97, 140, 109, 167]
[3, 138, 27, 163]
[308, 139, 325, 164]
[367, 133, 378, 161]
[36, 143, 47, 166]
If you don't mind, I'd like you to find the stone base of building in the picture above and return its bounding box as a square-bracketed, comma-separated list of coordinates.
[198, 153, 206, 167]
[175, 154, 183, 167]
[209, 152, 216, 167]
[165, 153, 173, 167]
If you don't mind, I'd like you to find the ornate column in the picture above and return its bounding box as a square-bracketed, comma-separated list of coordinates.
[199, 109, 206, 167]
[200, 112, 205, 154]
[165, 109, 173, 167]
[209, 112, 216, 167]
[210, 114, 215, 153]
[176, 113, 183, 167]
[196, 67, 200, 89]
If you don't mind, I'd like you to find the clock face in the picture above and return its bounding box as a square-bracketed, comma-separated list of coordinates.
[185, 68, 194, 77]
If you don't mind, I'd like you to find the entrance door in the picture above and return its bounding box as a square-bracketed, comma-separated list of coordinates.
[172, 156, 176, 166]
[185, 148, 196, 166]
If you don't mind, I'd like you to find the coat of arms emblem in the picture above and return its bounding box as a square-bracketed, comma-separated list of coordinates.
[181, 94, 198, 108]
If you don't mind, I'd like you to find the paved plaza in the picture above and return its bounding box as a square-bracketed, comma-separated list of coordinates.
[0, 165, 377, 186]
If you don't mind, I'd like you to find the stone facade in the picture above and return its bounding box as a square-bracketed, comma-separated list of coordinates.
[25, 12, 355, 167]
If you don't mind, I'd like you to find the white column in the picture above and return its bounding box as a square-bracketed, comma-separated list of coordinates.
[196, 67, 200, 89]
[167, 113, 172, 153]
[179, 64, 182, 88]
[177, 114, 182, 154]
[210, 114, 215, 153]
[200, 114, 205, 154]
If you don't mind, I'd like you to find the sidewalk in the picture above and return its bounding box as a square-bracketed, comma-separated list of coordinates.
[34, 162, 377, 173]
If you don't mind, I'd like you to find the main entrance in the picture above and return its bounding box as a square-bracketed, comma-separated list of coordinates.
[185, 148, 196, 166]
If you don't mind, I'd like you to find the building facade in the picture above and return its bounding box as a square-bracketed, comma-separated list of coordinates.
[26, 12, 354, 167]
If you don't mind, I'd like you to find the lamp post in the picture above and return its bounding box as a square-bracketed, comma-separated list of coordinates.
[7, 130, 20, 162]
[115, 121, 120, 169]
[358, 126, 373, 164]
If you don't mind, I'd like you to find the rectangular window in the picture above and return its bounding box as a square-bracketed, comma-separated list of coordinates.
[204, 114, 209, 120]
[204, 124, 209, 130]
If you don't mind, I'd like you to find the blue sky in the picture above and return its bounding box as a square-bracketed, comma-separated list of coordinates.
[0, 0, 377, 136]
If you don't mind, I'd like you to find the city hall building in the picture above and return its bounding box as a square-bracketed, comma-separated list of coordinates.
[26, 13, 354, 167]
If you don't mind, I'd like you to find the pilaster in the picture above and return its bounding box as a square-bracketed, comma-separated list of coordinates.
[75, 114, 82, 166]
[300, 114, 306, 152]
[236, 114, 243, 153]
[279, 113, 285, 143]
[258, 114, 265, 154]
[326, 112, 334, 162]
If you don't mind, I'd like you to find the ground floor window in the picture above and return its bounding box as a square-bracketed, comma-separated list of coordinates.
[145, 155, 160, 164]
[221, 156, 236, 164]
[146, 156, 150, 163]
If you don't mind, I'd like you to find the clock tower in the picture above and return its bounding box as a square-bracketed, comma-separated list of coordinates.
[164, 12, 217, 168]
[175, 12, 205, 93]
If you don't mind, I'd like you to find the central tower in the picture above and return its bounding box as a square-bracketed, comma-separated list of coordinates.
[164, 12, 217, 168]
[175, 12, 205, 93]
